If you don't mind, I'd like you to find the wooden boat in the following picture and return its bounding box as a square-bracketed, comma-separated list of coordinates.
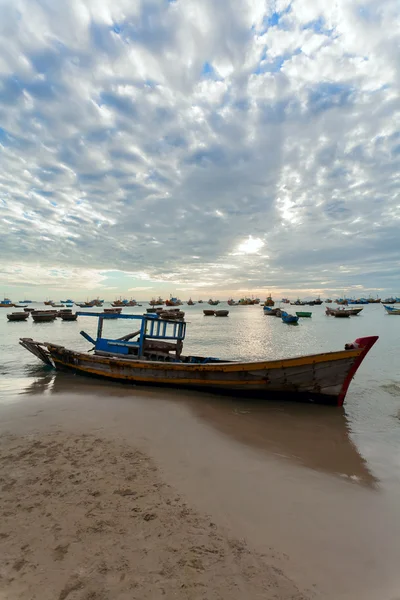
[32, 312, 57, 322]
[296, 312, 312, 318]
[14, 305, 28, 308]
[7, 312, 29, 321]
[383, 305, 400, 315]
[215, 310, 229, 317]
[263, 307, 281, 316]
[326, 307, 361, 317]
[44, 301, 54, 305]
[104, 307, 122, 314]
[50, 303, 63, 307]
[187, 298, 195, 305]
[290, 299, 305, 306]
[227, 299, 238, 306]
[24, 308, 35, 313]
[281, 311, 299, 324]
[19, 312, 378, 406]
[203, 309, 215, 316]
[197, 300, 204, 304]
[158, 309, 185, 320]
[208, 299, 219, 306]
[60, 313, 78, 321]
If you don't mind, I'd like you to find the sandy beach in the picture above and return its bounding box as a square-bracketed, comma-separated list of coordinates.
[0, 425, 307, 599]
[1, 382, 400, 600]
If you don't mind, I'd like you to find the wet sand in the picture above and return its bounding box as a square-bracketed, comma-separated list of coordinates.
[1, 380, 400, 599]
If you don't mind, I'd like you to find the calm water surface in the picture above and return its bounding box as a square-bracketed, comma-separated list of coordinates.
[1, 302, 400, 598]
[1, 301, 399, 489]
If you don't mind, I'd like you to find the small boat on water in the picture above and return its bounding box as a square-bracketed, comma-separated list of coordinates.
[326, 307, 362, 317]
[44, 301, 54, 305]
[208, 299, 220, 306]
[281, 311, 299, 324]
[158, 309, 185, 320]
[50, 303, 63, 308]
[383, 305, 400, 315]
[7, 312, 29, 321]
[203, 309, 215, 316]
[296, 312, 312, 318]
[227, 299, 238, 306]
[19, 312, 378, 406]
[32, 312, 57, 323]
[187, 298, 195, 306]
[263, 307, 281, 316]
[104, 308, 122, 314]
[24, 308, 35, 313]
[14, 305, 28, 308]
[215, 310, 229, 317]
[60, 313, 78, 321]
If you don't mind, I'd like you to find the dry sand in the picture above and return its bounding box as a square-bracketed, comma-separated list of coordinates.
[0, 430, 308, 600]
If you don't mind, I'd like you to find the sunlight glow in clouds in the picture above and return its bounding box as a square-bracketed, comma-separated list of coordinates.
[0, 0, 400, 298]
[235, 236, 265, 255]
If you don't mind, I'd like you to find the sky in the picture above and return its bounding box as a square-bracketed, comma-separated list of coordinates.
[1, 0, 399, 301]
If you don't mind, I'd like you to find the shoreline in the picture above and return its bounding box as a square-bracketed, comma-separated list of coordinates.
[0, 428, 307, 600]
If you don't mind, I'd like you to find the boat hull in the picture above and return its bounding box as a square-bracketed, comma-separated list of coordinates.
[19, 336, 378, 406]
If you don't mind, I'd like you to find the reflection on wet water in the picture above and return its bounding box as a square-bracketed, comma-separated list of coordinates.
[18, 368, 377, 488]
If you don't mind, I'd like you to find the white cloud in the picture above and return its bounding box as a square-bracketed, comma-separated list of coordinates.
[0, 0, 399, 298]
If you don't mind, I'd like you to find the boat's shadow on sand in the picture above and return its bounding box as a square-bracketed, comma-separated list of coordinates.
[21, 368, 378, 489]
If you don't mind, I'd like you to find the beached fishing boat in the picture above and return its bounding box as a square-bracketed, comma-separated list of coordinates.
[19, 312, 378, 406]
[281, 311, 299, 324]
[7, 312, 29, 321]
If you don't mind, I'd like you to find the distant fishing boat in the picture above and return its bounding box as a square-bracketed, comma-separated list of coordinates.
[19, 312, 378, 406]
[263, 296, 275, 307]
[0, 298, 15, 307]
[208, 299, 219, 306]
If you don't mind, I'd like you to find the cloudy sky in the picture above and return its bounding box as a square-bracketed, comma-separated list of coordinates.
[1, 0, 399, 301]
